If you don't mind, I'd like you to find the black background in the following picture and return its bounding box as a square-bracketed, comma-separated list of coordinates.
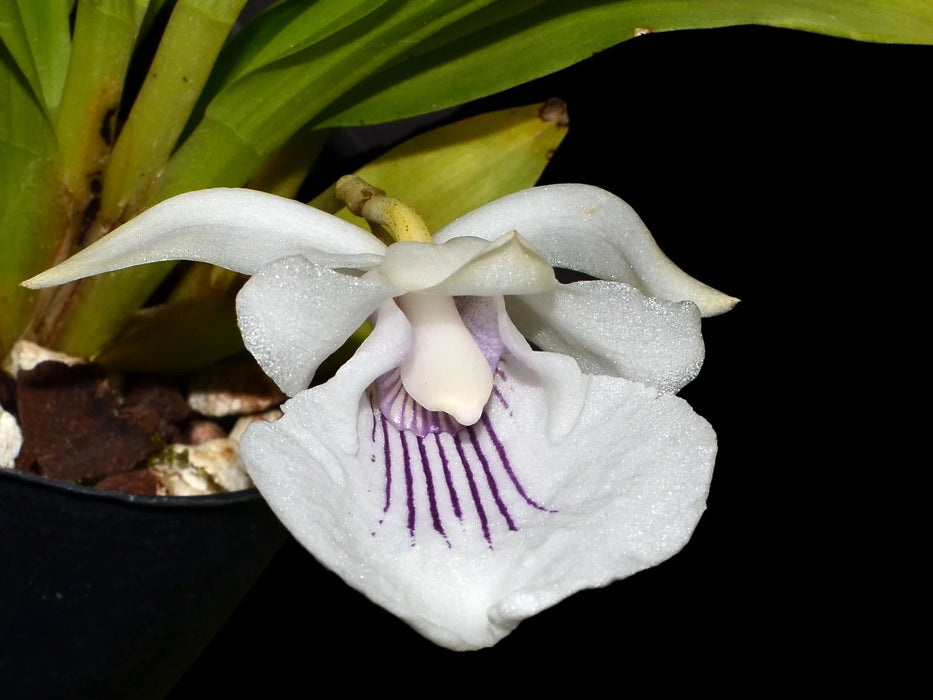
[169, 24, 925, 694]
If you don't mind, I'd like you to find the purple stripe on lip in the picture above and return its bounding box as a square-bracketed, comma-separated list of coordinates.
[399, 430, 416, 542]
[482, 413, 554, 513]
[434, 433, 462, 521]
[466, 424, 517, 532]
[370, 401, 555, 548]
[380, 413, 392, 516]
[417, 434, 448, 544]
[453, 432, 492, 548]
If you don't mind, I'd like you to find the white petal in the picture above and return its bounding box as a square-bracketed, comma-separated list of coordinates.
[433, 184, 737, 316]
[242, 296, 411, 470]
[377, 232, 555, 295]
[240, 301, 716, 650]
[236, 256, 396, 396]
[508, 280, 705, 392]
[23, 188, 385, 288]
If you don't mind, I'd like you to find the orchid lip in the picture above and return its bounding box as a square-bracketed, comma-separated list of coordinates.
[368, 298, 555, 551]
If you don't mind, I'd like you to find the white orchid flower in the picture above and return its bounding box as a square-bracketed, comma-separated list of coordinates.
[25, 181, 736, 650]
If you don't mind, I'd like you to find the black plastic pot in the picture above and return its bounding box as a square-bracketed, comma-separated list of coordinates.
[0, 468, 286, 699]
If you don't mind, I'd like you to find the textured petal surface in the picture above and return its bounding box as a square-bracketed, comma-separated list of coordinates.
[236, 256, 396, 396]
[241, 302, 716, 650]
[508, 280, 705, 392]
[433, 184, 737, 316]
[377, 232, 555, 296]
[23, 188, 385, 288]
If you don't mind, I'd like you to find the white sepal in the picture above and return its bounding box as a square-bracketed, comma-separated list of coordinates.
[507, 279, 705, 393]
[434, 184, 738, 317]
[23, 188, 385, 289]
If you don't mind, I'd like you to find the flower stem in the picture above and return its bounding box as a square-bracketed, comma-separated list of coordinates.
[335, 174, 432, 243]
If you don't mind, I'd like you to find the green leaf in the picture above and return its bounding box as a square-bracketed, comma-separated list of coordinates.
[55, 0, 149, 210]
[0, 0, 71, 117]
[246, 126, 332, 198]
[95, 291, 244, 373]
[13, 0, 71, 119]
[0, 44, 65, 358]
[153, 0, 502, 201]
[39, 261, 177, 359]
[95, 258, 247, 373]
[200, 0, 388, 98]
[317, 0, 933, 127]
[158, 0, 933, 195]
[99, 0, 249, 225]
[0, 0, 42, 112]
[313, 100, 570, 233]
[233, 0, 388, 71]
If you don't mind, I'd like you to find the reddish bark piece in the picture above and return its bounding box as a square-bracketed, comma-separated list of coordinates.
[16, 361, 157, 482]
[95, 468, 160, 495]
[123, 375, 193, 444]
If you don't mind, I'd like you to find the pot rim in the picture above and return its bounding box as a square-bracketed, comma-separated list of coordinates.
[0, 466, 262, 508]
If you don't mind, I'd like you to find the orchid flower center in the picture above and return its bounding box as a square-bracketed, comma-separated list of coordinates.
[395, 294, 494, 426]
[335, 175, 500, 431]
